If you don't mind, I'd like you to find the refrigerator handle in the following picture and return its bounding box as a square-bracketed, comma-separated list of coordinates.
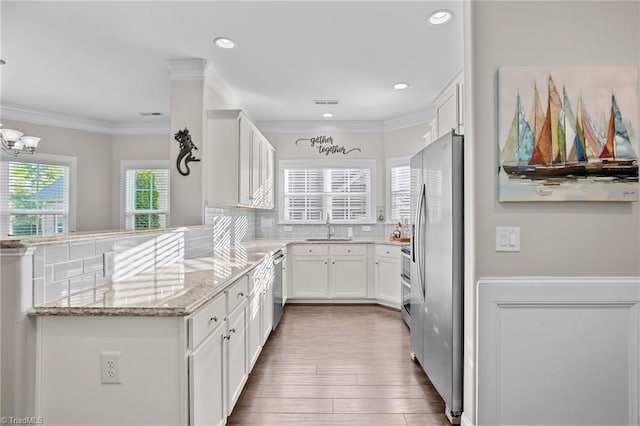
[421, 185, 428, 301]
[415, 184, 426, 300]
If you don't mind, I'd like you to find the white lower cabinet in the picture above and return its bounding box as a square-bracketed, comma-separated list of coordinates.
[225, 303, 247, 415]
[375, 245, 401, 308]
[188, 327, 225, 426]
[261, 280, 273, 344]
[290, 244, 367, 299]
[247, 287, 262, 370]
[291, 255, 329, 297]
[187, 273, 254, 424]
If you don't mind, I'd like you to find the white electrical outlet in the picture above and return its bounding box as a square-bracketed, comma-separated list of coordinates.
[100, 351, 122, 384]
[103, 251, 115, 277]
[283, 225, 293, 232]
[362, 225, 371, 232]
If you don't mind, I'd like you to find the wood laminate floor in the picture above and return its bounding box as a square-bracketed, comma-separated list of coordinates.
[227, 304, 450, 426]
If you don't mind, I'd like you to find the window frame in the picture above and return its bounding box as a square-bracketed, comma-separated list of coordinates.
[385, 155, 411, 224]
[278, 159, 377, 224]
[0, 152, 77, 236]
[120, 160, 170, 230]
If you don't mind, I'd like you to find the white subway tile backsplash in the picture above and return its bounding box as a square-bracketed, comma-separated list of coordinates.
[95, 239, 116, 255]
[44, 244, 68, 264]
[33, 277, 44, 306]
[45, 280, 69, 301]
[33, 248, 45, 279]
[69, 274, 96, 294]
[54, 260, 83, 281]
[69, 242, 95, 260]
[45, 265, 54, 283]
[83, 256, 104, 274]
[96, 272, 110, 287]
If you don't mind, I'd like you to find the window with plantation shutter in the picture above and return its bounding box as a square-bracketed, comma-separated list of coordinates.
[281, 160, 375, 223]
[122, 162, 169, 230]
[0, 154, 74, 237]
[386, 156, 411, 223]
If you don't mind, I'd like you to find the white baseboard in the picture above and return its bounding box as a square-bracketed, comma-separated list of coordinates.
[460, 412, 474, 426]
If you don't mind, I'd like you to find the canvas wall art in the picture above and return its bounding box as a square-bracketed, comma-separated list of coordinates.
[498, 66, 639, 201]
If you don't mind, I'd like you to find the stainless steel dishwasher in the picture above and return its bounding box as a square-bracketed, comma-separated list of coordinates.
[272, 249, 284, 329]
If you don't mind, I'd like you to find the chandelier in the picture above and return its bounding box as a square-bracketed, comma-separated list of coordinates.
[0, 123, 41, 156]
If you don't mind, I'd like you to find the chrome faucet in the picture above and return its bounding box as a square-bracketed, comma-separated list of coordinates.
[326, 213, 334, 239]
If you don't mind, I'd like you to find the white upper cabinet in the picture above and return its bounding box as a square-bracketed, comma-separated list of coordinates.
[206, 109, 275, 209]
[434, 71, 464, 139]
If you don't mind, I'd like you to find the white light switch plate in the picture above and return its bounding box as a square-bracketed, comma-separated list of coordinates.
[496, 227, 520, 252]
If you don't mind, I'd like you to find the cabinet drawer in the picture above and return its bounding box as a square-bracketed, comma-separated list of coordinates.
[189, 293, 226, 350]
[227, 275, 249, 314]
[330, 244, 366, 256]
[375, 245, 400, 258]
[289, 244, 329, 256]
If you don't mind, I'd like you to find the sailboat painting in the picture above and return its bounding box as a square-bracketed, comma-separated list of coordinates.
[498, 66, 639, 202]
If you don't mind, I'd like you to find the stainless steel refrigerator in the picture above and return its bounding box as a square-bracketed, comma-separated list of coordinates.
[410, 130, 463, 419]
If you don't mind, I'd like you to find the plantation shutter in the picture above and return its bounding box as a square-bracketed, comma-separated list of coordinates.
[390, 165, 410, 222]
[283, 166, 372, 222]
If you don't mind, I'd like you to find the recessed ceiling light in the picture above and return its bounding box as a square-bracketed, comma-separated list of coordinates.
[213, 37, 236, 49]
[322, 113, 334, 118]
[394, 82, 410, 91]
[429, 10, 453, 25]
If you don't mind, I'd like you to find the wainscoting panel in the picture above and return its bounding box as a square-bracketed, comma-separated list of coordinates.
[477, 277, 640, 426]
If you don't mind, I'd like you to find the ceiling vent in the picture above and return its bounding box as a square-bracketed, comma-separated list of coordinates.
[139, 112, 163, 116]
[313, 100, 340, 105]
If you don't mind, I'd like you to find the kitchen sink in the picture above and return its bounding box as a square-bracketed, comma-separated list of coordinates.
[304, 238, 353, 242]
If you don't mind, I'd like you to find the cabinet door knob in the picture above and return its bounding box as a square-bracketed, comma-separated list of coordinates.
[347, 249, 351, 253]
[238, 292, 244, 297]
[332, 261, 335, 264]
[210, 316, 218, 322]
[224, 335, 231, 340]
[376, 261, 379, 264]
[230, 328, 236, 333]
[309, 249, 312, 253]
[386, 251, 390, 254]
[324, 261, 327, 265]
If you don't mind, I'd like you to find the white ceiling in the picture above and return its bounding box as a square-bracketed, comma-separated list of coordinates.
[0, 1, 463, 133]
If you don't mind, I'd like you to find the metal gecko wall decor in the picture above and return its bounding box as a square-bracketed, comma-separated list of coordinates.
[174, 127, 201, 176]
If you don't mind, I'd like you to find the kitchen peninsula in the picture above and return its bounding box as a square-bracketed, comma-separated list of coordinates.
[1, 225, 404, 426]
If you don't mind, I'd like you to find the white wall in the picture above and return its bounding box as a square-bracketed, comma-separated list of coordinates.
[169, 80, 205, 227]
[2, 120, 113, 232]
[169, 80, 230, 227]
[467, 1, 640, 424]
[111, 134, 169, 229]
[471, 1, 640, 277]
[265, 131, 386, 204]
[383, 123, 428, 158]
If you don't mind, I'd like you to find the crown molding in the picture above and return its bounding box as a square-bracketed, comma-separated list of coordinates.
[383, 108, 435, 132]
[1, 105, 169, 135]
[257, 109, 436, 134]
[256, 120, 385, 134]
[166, 58, 209, 80]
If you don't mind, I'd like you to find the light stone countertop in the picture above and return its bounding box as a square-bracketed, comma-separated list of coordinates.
[28, 238, 407, 317]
